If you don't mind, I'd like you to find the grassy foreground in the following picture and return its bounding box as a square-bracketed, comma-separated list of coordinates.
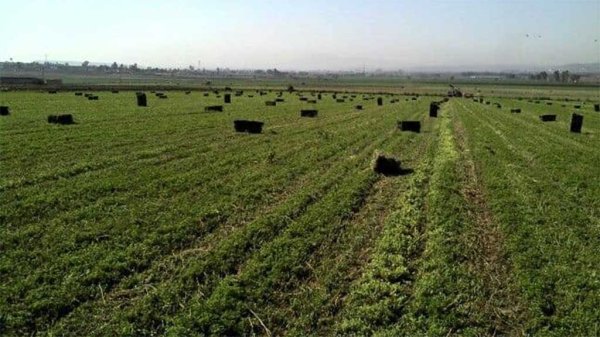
[0, 88, 598, 336]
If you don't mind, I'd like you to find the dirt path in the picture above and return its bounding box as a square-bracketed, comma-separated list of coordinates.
[452, 110, 528, 336]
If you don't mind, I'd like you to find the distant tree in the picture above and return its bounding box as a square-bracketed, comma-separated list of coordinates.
[82, 60, 90, 67]
[111, 62, 118, 70]
[188, 65, 194, 71]
[553, 70, 560, 82]
[130, 63, 138, 71]
[560, 70, 570, 83]
[539, 71, 548, 81]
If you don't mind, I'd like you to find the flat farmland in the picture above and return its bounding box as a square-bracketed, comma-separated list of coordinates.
[0, 89, 598, 336]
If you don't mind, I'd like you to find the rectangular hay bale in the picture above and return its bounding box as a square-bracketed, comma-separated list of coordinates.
[398, 121, 421, 133]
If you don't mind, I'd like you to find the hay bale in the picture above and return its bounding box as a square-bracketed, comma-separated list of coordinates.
[317, 93, 322, 100]
[48, 114, 74, 125]
[398, 121, 421, 133]
[265, 101, 276, 106]
[203, 93, 209, 97]
[377, 97, 383, 106]
[234, 120, 264, 134]
[88, 95, 99, 100]
[299, 97, 308, 101]
[112, 90, 119, 94]
[185, 91, 191, 95]
[275, 98, 285, 102]
[429, 102, 439, 117]
[0, 106, 9, 116]
[75, 92, 83, 96]
[136, 93, 147, 107]
[411, 97, 417, 101]
[235, 90, 244, 96]
[511, 108, 522, 113]
[574, 105, 581, 109]
[159, 95, 168, 99]
[546, 102, 552, 105]
[355, 105, 363, 110]
[205, 105, 224, 112]
[300, 109, 318, 117]
[570, 113, 583, 133]
[48, 90, 57, 94]
[336, 99, 345, 103]
[594, 104, 599, 112]
[539, 114, 557, 122]
[371, 152, 403, 176]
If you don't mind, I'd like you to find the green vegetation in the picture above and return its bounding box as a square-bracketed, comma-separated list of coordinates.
[0, 86, 598, 336]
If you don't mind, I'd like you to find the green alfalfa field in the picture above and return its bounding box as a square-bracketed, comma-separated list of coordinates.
[0, 88, 599, 336]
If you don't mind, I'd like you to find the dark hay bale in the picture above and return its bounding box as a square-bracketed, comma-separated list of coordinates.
[112, 90, 119, 94]
[224, 87, 232, 91]
[546, 102, 552, 105]
[203, 93, 209, 97]
[317, 93, 322, 100]
[479, 98, 484, 103]
[75, 92, 83, 96]
[235, 90, 244, 96]
[265, 101, 276, 106]
[429, 102, 440, 117]
[574, 105, 581, 109]
[511, 108, 522, 113]
[398, 121, 421, 133]
[155, 92, 164, 97]
[355, 105, 363, 110]
[159, 95, 168, 99]
[371, 152, 404, 176]
[88, 96, 99, 101]
[485, 101, 491, 105]
[570, 113, 583, 133]
[299, 97, 308, 101]
[594, 104, 599, 112]
[84, 93, 92, 98]
[300, 109, 318, 117]
[539, 114, 557, 122]
[185, 91, 191, 95]
[48, 114, 74, 125]
[234, 120, 264, 134]
[48, 91, 57, 94]
[136, 93, 147, 107]
[205, 105, 224, 112]
[0, 106, 9, 116]
[275, 98, 285, 102]
[411, 97, 417, 101]
[336, 99, 345, 103]
[377, 97, 383, 106]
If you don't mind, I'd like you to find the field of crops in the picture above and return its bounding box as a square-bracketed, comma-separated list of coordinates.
[1, 88, 598, 336]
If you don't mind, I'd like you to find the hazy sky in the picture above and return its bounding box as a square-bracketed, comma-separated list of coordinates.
[1, 0, 599, 70]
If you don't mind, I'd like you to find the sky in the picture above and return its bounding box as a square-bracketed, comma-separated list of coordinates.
[0, 0, 599, 71]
